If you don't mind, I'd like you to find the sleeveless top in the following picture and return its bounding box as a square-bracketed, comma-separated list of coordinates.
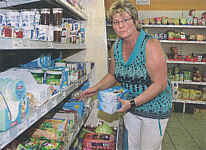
[114, 30, 172, 119]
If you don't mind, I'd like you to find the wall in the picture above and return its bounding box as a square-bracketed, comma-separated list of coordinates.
[105, 0, 206, 10]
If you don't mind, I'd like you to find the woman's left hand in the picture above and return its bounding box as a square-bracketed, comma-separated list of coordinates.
[116, 97, 131, 113]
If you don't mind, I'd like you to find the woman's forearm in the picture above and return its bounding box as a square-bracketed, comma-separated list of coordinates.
[93, 73, 117, 91]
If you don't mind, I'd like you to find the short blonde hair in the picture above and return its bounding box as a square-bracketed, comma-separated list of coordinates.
[108, 0, 140, 30]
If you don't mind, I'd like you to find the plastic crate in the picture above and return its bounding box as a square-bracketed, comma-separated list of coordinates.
[83, 133, 115, 150]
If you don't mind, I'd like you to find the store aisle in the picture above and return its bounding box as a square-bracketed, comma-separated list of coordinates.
[162, 112, 206, 150]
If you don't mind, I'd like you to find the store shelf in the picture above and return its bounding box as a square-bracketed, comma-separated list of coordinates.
[171, 81, 206, 85]
[0, 37, 86, 50]
[160, 40, 206, 44]
[65, 97, 95, 149]
[0, 0, 87, 20]
[107, 39, 206, 45]
[142, 24, 206, 29]
[173, 99, 206, 105]
[107, 39, 116, 42]
[167, 60, 206, 65]
[0, 73, 90, 150]
[52, 43, 86, 50]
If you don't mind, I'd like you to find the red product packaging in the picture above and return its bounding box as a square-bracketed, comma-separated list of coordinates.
[83, 133, 115, 150]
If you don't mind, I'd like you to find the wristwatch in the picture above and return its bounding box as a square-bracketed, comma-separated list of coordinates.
[129, 99, 136, 108]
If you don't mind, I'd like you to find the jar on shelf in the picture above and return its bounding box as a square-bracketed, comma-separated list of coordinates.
[184, 71, 192, 81]
[202, 72, 206, 82]
[201, 88, 206, 101]
[53, 8, 63, 26]
[53, 26, 62, 42]
[46, 70, 62, 86]
[3, 25, 12, 37]
[40, 8, 50, 25]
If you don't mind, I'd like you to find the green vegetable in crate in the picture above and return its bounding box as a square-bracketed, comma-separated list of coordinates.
[95, 122, 113, 135]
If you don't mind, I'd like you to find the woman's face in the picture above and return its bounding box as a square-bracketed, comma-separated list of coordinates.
[112, 12, 136, 39]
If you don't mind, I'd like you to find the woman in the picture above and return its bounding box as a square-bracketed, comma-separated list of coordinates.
[81, 1, 172, 150]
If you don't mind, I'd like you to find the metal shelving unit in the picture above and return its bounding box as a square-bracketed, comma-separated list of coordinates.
[173, 99, 206, 105]
[160, 40, 206, 44]
[171, 81, 206, 86]
[0, 37, 86, 50]
[0, 73, 91, 149]
[142, 24, 206, 29]
[0, 1, 91, 149]
[167, 60, 206, 65]
[142, 23, 206, 111]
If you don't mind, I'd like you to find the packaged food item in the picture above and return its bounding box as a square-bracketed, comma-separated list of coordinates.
[167, 31, 175, 40]
[180, 18, 187, 25]
[196, 34, 204, 41]
[161, 16, 168, 25]
[30, 69, 45, 84]
[149, 17, 155, 24]
[53, 8, 63, 26]
[40, 8, 50, 25]
[188, 34, 196, 41]
[83, 133, 115, 150]
[97, 86, 128, 114]
[201, 88, 206, 101]
[46, 70, 62, 86]
[155, 17, 162, 24]
[143, 18, 150, 25]
[32, 119, 67, 142]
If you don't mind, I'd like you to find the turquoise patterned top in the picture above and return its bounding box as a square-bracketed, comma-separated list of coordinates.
[114, 30, 172, 119]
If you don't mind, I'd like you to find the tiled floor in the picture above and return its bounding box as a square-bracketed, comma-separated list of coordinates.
[162, 112, 206, 150]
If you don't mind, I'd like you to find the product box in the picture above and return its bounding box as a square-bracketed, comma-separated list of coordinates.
[98, 86, 129, 114]
[0, 79, 29, 131]
[83, 133, 115, 150]
[32, 119, 67, 142]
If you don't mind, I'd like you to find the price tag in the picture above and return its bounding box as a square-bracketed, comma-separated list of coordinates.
[22, 39, 29, 48]
[9, 127, 18, 139]
[41, 104, 47, 115]
[18, 120, 27, 132]
[0, 131, 10, 144]
[13, 39, 23, 48]
[47, 101, 54, 111]
[47, 42, 53, 48]
[30, 112, 37, 124]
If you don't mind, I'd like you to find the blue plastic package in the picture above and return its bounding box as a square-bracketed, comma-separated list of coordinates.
[97, 86, 129, 114]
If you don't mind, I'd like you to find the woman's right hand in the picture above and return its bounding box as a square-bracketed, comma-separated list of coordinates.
[80, 87, 98, 100]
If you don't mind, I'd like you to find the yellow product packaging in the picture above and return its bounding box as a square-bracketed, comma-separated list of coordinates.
[195, 90, 202, 101]
[189, 89, 196, 100]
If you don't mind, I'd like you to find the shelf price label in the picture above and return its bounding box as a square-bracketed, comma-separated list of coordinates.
[47, 101, 54, 111]
[30, 112, 38, 124]
[40, 104, 47, 115]
[9, 127, 18, 139]
[0, 131, 10, 144]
